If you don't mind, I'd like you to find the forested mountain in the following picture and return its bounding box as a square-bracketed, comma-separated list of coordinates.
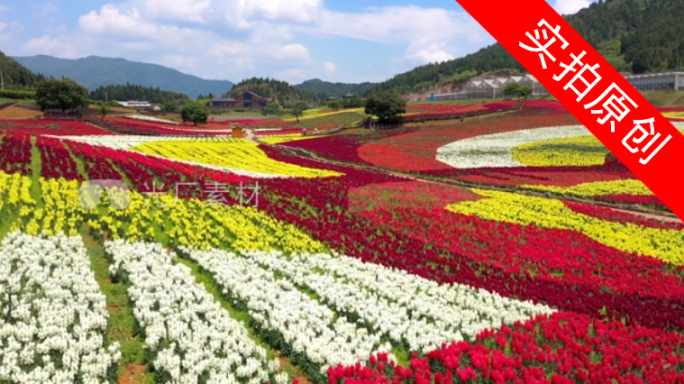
[228, 77, 326, 106]
[89, 83, 189, 105]
[13, 55, 233, 99]
[367, 0, 684, 95]
[294, 79, 377, 98]
[0, 51, 45, 89]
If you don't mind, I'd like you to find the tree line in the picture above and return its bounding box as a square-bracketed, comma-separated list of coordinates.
[89, 83, 190, 105]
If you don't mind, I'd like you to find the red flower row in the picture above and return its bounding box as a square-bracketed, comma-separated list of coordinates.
[0, 119, 114, 136]
[35, 135, 83, 181]
[327, 311, 684, 383]
[0, 133, 33, 174]
[596, 194, 666, 207]
[422, 164, 636, 187]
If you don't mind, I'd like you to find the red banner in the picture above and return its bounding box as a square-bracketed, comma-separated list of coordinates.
[455, 0, 684, 220]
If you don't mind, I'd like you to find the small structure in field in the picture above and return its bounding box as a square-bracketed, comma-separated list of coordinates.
[232, 126, 243, 139]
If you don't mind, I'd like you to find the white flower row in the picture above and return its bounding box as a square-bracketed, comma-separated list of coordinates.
[105, 240, 286, 384]
[126, 114, 180, 125]
[49, 135, 202, 150]
[180, 247, 393, 375]
[435, 122, 684, 169]
[183, 247, 553, 355]
[436, 125, 591, 168]
[0, 232, 119, 383]
[51, 135, 287, 178]
[239, 250, 554, 353]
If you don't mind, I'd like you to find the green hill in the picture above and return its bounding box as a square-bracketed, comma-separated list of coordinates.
[13, 55, 233, 100]
[0, 51, 44, 89]
[228, 77, 325, 106]
[294, 79, 377, 98]
[367, 0, 684, 95]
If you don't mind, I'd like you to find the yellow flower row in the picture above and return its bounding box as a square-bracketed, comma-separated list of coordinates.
[446, 189, 684, 265]
[512, 135, 608, 166]
[521, 179, 653, 197]
[132, 138, 341, 178]
[282, 107, 364, 122]
[259, 134, 320, 145]
[0, 171, 327, 254]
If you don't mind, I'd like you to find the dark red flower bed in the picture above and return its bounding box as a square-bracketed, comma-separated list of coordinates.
[0, 133, 33, 174]
[35, 135, 84, 180]
[281, 127, 418, 165]
[421, 164, 636, 187]
[328, 311, 684, 383]
[0, 119, 115, 136]
[597, 194, 665, 207]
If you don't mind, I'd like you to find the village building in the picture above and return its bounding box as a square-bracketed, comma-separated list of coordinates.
[118, 100, 151, 108]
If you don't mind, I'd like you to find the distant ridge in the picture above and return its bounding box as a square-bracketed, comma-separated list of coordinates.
[294, 79, 377, 98]
[13, 55, 234, 100]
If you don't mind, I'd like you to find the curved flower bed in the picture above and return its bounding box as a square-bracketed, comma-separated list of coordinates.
[132, 138, 342, 179]
[436, 125, 591, 169]
[0, 232, 119, 382]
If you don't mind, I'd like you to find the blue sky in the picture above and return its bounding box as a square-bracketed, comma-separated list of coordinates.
[0, 0, 595, 84]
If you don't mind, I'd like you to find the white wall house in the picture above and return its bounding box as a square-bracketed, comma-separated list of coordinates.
[118, 100, 152, 108]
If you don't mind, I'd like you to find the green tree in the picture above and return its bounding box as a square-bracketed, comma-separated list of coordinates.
[326, 100, 343, 110]
[503, 83, 522, 99]
[263, 101, 281, 115]
[364, 92, 406, 124]
[518, 85, 533, 99]
[98, 101, 111, 120]
[343, 94, 365, 108]
[291, 102, 308, 122]
[162, 101, 178, 112]
[35, 78, 89, 112]
[180, 101, 210, 126]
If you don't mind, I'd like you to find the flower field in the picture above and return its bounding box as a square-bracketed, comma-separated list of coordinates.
[132, 137, 342, 178]
[1, 103, 683, 383]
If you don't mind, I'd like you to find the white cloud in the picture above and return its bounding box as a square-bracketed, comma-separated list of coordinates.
[137, 0, 211, 23]
[277, 44, 309, 60]
[276, 68, 306, 83]
[4, 1, 499, 83]
[22, 35, 81, 58]
[406, 47, 455, 65]
[555, 0, 592, 15]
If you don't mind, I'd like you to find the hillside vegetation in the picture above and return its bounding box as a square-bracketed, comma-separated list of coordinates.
[0, 51, 44, 89]
[367, 0, 684, 95]
[294, 79, 377, 98]
[228, 77, 325, 106]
